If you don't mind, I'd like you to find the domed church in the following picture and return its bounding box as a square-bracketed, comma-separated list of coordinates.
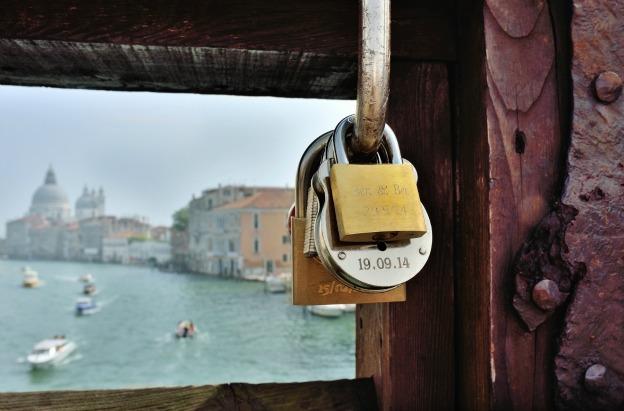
[29, 166, 71, 221]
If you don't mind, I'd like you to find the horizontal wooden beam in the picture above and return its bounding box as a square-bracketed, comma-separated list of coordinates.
[0, 39, 358, 98]
[0, 379, 377, 411]
[0, 0, 455, 97]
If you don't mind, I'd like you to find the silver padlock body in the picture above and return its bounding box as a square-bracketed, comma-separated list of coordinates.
[313, 158, 433, 292]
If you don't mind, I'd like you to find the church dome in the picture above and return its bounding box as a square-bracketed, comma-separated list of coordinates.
[30, 167, 71, 220]
[76, 187, 96, 209]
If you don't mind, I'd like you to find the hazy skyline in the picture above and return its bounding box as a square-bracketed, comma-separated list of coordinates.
[0, 85, 354, 236]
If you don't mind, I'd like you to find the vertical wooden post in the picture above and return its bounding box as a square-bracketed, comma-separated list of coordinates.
[357, 61, 454, 410]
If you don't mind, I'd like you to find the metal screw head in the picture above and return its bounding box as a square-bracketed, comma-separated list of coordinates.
[593, 71, 623, 104]
[532, 279, 562, 311]
[584, 364, 608, 392]
[337, 251, 347, 260]
[418, 247, 427, 255]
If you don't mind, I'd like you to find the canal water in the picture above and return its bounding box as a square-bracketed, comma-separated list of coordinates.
[0, 260, 355, 392]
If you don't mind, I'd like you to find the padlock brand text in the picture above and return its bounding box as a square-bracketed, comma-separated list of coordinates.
[357, 257, 410, 271]
[317, 280, 354, 296]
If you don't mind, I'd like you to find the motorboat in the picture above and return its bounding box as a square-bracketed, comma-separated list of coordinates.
[265, 275, 287, 294]
[27, 337, 76, 369]
[342, 304, 356, 313]
[83, 283, 96, 295]
[175, 320, 197, 338]
[22, 267, 41, 288]
[75, 297, 97, 316]
[78, 273, 94, 283]
[307, 304, 345, 318]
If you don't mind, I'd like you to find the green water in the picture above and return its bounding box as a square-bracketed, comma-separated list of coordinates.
[0, 260, 355, 392]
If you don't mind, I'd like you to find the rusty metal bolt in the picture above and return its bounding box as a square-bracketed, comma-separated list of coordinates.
[584, 364, 608, 393]
[593, 71, 623, 104]
[532, 279, 562, 311]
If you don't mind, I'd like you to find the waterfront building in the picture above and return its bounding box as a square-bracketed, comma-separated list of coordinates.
[6, 167, 110, 261]
[187, 186, 293, 277]
[0, 238, 6, 258]
[5, 215, 46, 259]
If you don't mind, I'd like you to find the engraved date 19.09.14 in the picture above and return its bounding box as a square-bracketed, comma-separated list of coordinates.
[357, 257, 410, 271]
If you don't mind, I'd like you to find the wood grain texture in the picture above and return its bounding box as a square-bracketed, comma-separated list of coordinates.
[0, 1, 456, 97]
[357, 62, 454, 411]
[484, 0, 564, 410]
[554, 1, 624, 409]
[454, 1, 491, 409]
[0, 379, 378, 411]
[0, 39, 358, 99]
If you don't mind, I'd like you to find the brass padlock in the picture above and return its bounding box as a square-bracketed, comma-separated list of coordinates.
[311, 116, 433, 292]
[330, 118, 427, 242]
[291, 131, 406, 304]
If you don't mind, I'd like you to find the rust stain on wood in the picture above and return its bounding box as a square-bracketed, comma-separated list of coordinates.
[484, 0, 564, 409]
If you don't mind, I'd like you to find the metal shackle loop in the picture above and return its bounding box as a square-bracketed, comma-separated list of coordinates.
[353, 0, 391, 155]
[295, 132, 331, 218]
[334, 115, 401, 165]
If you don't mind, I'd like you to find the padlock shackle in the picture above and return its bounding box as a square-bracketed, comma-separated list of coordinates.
[353, 0, 390, 155]
[295, 131, 332, 218]
[334, 115, 401, 165]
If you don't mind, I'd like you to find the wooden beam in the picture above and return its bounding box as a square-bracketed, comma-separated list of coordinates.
[0, 1, 456, 97]
[357, 61, 454, 410]
[0, 379, 377, 411]
[452, 0, 566, 409]
[0, 39, 358, 99]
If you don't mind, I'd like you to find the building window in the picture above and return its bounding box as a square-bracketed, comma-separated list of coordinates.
[254, 238, 260, 254]
[253, 213, 259, 229]
[282, 254, 288, 262]
[266, 260, 274, 273]
[228, 239, 235, 252]
[282, 235, 290, 244]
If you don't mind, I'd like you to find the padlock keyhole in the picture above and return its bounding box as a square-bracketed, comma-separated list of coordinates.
[376, 241, 387, 251]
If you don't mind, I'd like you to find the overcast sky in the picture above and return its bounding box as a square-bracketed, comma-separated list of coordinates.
[0, 85, 354, 236]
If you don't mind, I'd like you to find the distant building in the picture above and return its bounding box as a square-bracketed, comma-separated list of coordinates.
[6, 167, 108, 260]
[28, 166, 71, 222]
[5, 215, 47, 259]
[75, 186, 105, 220]
[0, 238, 6, 258]
[187, 186, 293, 277]
[4, 165, 172, 267]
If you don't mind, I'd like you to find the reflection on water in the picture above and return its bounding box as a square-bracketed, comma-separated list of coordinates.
[0, 260, 355, 392]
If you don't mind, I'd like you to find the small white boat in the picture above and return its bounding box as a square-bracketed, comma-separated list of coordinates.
[78, 273, 93, 283]
[175, 320, 197, 338]
[265, 275, 287, 294]
[307, 304, 345, 318]
[342, 304, 356, 313]
[27, 337, 76, 369]
[83, 283, 96, 295]
[22, 267, 41, 288]
[75, 297, 97, 316]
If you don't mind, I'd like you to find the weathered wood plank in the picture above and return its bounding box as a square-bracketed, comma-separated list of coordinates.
[357, 62, 454, 411]
[0, 1, 456, 97]
[0, 0, 455, 60]
[0, 39, 358, 99]
[0, 379, 378, 411]
[454, 1, 491, 410]
[451, 2, 567, 410]
[554, 1, 624, 409]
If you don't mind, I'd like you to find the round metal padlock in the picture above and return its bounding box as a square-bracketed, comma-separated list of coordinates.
[312, 115, 433, 292]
